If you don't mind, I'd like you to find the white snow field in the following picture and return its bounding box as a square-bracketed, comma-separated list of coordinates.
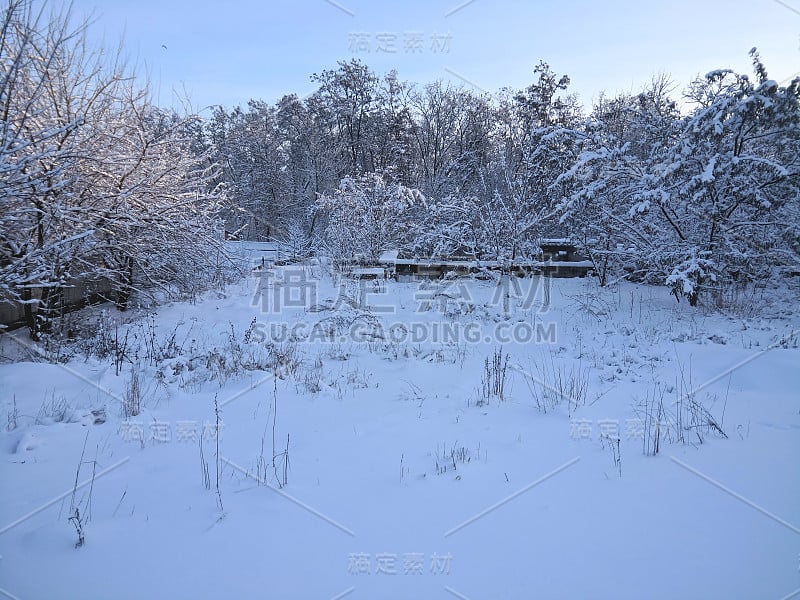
[1, 266, 798, 600]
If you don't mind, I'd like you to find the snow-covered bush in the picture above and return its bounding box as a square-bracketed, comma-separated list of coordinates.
[666, 252, 717, 306]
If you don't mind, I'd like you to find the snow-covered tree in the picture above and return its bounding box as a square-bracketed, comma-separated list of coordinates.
[557, 79, 682, 285]
[208, 101, 294, 240]
[309, 60, 380, 177]
[560, 53, 799, 304]
[664, 51, 799, 297]
[316, 171, 425, 263]
[1, 0, 228, 337]
[480, 63, 581, 260]
[0, 0, 124, 336]
[83, 89, 226, 310]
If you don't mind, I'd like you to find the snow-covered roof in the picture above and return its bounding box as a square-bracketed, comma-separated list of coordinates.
[378, 249, 400, 263]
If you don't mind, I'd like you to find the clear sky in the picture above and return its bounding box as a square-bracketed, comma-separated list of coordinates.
[70, 0, 800, 114]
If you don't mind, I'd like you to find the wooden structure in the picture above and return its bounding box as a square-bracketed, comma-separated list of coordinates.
[0, 276, 114, 331]
[377, 240, 593, 280]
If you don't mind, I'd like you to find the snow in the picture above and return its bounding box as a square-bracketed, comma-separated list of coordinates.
[0, 270, 798, 599]
[701, 154, 718, 183]
[378, 250, 400, 264]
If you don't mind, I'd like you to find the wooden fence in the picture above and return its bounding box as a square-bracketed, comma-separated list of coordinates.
[0, 277, 114, 330]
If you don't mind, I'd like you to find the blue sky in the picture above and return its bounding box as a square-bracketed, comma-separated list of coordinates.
[71, 0, 800, 114]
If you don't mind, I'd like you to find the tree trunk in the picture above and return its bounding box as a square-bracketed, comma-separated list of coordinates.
[22, 287, 39, 341]
[116, 258, 134, 311]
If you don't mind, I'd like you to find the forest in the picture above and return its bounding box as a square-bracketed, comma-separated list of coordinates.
[2, 0, 799, 339]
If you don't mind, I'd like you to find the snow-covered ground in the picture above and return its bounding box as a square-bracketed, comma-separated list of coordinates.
[1, 266, 798, 599]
